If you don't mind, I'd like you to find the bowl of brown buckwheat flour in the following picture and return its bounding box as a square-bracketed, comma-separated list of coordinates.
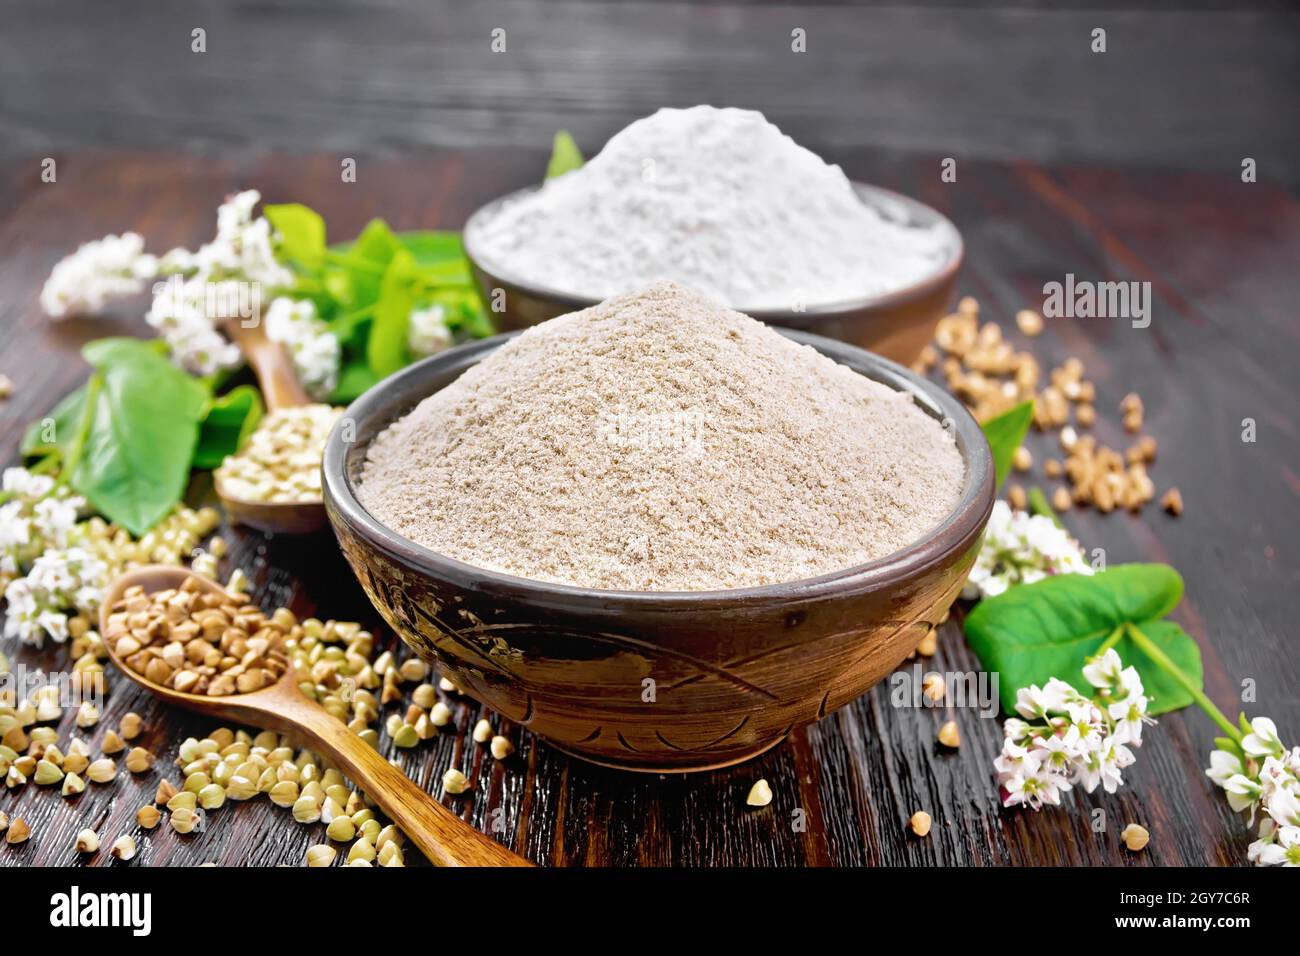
[323, 282, 993, 771]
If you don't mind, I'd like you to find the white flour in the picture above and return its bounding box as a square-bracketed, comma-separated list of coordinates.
[472, 106, 951, 310]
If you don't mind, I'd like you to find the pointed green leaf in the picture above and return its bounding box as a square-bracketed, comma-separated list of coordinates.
[546, 130, 584, 179]
[367, 249, 418, 379]
[264, 203, 327, 266]
[73, 338, 210, 535]
[193, 385, 264, 469]
[979, 400, 1034, 489]
[964, 563, 1200, 714]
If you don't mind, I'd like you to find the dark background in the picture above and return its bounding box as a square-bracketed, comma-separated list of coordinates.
[2, 0, 1298, 186]
[2, 2, 1299, 868]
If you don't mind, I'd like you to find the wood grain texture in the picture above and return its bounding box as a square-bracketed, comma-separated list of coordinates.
[1, 151, 1297, 867]
[97, 565, 530, 867]
[0, 2, 1297, 184]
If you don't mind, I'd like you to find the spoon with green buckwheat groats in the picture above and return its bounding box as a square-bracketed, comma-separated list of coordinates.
[100, 564, 532, 867]
[214, 319, 338, 535]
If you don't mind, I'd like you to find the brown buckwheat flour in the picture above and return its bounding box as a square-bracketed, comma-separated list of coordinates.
[359, 282, 963, 591]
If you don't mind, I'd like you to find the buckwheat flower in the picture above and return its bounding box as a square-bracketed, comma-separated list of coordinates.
[1285, 747, 1300, 778]
[1015, 682, 1071, 720]
[1082, 648, 1124, 690]
[3, 467, 55, 498]
[408, 304, 454, 357]
[157, 247, 196, 275]
[1094, 736, 1135, 794]
[0, 500, 33, 579]
[4, 546, 108, 646]
[994, 739, 1038, 779]
[1032, 726, 1083, 776]
[1109, 692, 1154, 746]
[998, 651, 1155, 809]
[1216, 727, 1300, 866]
[264, 297, 340, 400]
[1206, 748, 1243, 787]
[963, 501, 1094, 600]
[1243, 717, 1284, 760]
[1221, 773, 1263, 815]
[195, 190, 293, 289]
[1004, 761, 1069, 810]
[1003, 718, 1033, 744]
[1265, 786, 1300, 829]
[145, 275, 244, 376]
[1251, 825, 1300, 867]
[1063, 699, 1108, 746]
[32, 496, 80, 547]
[2, 577, 40, 642]
[40, 232, 159, 318]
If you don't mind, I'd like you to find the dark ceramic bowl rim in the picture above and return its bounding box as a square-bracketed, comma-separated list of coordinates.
[323, 329, 993, 608]
[461, 180, 964, 319]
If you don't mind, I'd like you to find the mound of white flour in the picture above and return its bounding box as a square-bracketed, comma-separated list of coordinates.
[359, 282, 964, 591]
[471, 106, 950, 310]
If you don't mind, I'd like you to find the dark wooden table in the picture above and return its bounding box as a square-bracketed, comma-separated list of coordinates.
[2, 150, 1297, 866]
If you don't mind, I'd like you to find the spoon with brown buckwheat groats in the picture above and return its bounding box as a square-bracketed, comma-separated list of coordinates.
[99, 564, 531, 867]
[213, 318, 339, 536]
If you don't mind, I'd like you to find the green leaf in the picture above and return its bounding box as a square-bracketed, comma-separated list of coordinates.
[264, 203, 327, 267]
[980, 400, 1034, 489]
[1119, 620, 1204, 715]
[330, 361, 380, 403]
[367, 249, 418, 379]
[73, 338, 210, 535]
[193, 385, 264, 469]
[397, 231, 466, 267]
[965, 564, 1199, 714]
[338, 219, 401, 305]
[546, 130, 584, 179]
[20, 384, 88, 459]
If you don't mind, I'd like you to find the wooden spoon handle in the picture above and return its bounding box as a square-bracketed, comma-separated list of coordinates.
[269, 694, 531, 867]
[224, 319, 311, 412]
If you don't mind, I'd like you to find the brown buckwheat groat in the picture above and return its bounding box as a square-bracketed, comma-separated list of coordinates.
[105, 578, 293, 696]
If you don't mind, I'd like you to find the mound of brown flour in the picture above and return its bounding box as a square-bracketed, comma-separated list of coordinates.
[359, 282, 964, 591]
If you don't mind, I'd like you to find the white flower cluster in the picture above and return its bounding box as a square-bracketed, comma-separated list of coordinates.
[145, 190, 296, 376]
[157, 189, 293, 288]
[0, 467, 81, 584]
[145, 276, 246, 376]
[407, 304, 454, 358]
[1206, 718, 1300, 867]
[963, 500, 1094, 600]
[996, 649, 1153, 809]
[0, 467, 106, 647]
[264, 297, 340, 400]
[3, 547, 107, 648]
[39, 232, 158, 319]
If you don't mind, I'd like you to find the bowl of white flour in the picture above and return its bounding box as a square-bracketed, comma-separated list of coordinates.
[463, 106, 963, 366]
[323, 282, 993, 771]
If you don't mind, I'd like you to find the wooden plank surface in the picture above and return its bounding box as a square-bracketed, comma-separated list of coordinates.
[1, 1, 1297, 185]
[1, 150, 1298, 866]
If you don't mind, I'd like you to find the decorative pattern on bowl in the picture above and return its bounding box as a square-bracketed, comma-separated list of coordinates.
[324, 331, 992, 771]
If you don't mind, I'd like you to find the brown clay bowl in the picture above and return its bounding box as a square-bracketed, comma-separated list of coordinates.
[461, 181, 964, 367]
[322, 330, 993, 772]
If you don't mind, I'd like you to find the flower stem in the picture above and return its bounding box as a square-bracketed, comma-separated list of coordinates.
[1124, 622, 1241, 741]
[1097, 624, 1125, 655]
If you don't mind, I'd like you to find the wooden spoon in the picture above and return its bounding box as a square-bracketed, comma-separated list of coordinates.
[214, 319, 327, 535]
[100, 565, 531, 867]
